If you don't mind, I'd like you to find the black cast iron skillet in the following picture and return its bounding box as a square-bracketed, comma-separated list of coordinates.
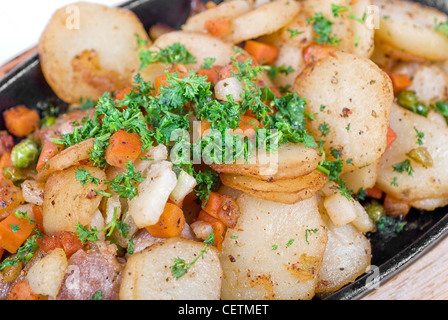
[0, 0, 447, 300]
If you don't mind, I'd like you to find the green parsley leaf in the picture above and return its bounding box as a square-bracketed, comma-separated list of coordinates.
[200, 57, 216, 70]
[139, 43, 197, 70]
[75, 168, 100, 186]
[392, 159, 414, 176]
[106, 161, 145, 200]
[307, 13, 341, 46]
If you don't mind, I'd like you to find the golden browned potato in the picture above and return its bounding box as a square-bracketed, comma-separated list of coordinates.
[376, 104, 448, 202]
[223, 0, 301, 44]
[220, 194, 327, 300]
[210, 142, 323, 182]
[140, 31, 236, 83]
[316, 214, 371, 293]
[182, 0, 252, 33]
[39, 3, 150, 103]
[35, 138, 95, 182]
[119, 237, 222, 300]
[373, 0, 448, 61]
[293, 51, 394, 172]
[220, 170, 329, 204]
[26, 248, 68, 298]
[42, 165, 106, 234]
[0, 180, 24, 220]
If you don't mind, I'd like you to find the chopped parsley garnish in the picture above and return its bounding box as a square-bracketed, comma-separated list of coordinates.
[318, 122, 330, 137]
[331, 4, 350, 17]
[171, 231, 215, 280]
[265, 64, 295, 80]
[435, 18, 448, 38]
[200, 57, 216, 69]
[414, 127, 424, 146]
[392, 159, 414, 176]
[305, 228, 319, 245]
[75, 168, 100, 186]
[75, 207, 129, 244]
[106, 161, 145, 200]
[391, 176, 399, 187]
[307, 13, 341, 46]
[431, 100, 448, 123]
[14, 210, 35, 225]
[139, 42, 197, 70]
[286, 239, 295, 247]
[287, 28, 304, 39]
[0, 234, 41, 271]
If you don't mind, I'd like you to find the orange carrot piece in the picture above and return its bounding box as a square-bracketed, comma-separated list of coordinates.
[3, 105, 40, 137]
[37, 231, 83, 258]
[197, 211, 226, 250]
[198, 65, 223, 84]
[244, 40, 279, 64]
[8, 281, 42, 300]
[202, 192, 240, 228]
[303, 44, 338, 65]
[386, 127, 397, 149]
[115, 86, 136, 101]
[202, 192, 225, 217]
[238, 116, 261, 131]
[58, 232, 84, 257]
[32, 206, 44, 232]
[0, 152, 13, 181]
[105, 130, 143, 169]
[205, 19, 230, 37]
[366, 185, 384, 200]
[0, 211, 36, 253]
[390, 73, 412, 94]
[36, 141, 64, 172]
[146, 203, 186, 238]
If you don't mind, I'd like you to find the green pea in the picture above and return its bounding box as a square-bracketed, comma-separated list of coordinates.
[364, 200, 385, 224]
[396, 90, 429, 117]
[41, 116, 57, 128]
[11, 139, 39, 169]
[2, 167, 37, 183]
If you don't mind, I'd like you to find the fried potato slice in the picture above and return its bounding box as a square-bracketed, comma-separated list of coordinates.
[373, 0, 448, 61]
[139, 31, 236, 83]
[223, 0, 301, 44]
[182, 0, 252, 34]
[210, 142, 323, 182]
[119, 237, 222, 300]
[293, 51, 393, 172]
[315, 213, 371, 293]
[220, 170, 328, 204]
[220, 194, 327, 300]
[39, 2, 150, 103]
[376, 104, 448, 202]
[42, 165, 106, 235]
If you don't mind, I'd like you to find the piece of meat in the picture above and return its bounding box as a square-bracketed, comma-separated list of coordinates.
[53, 241, 124, 300]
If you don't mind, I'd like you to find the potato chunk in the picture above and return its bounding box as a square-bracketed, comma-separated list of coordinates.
[26, 248, 68, 298]
[39, 3, 150, 103]
[119, 237, 222, 300]
[376, 104, 448, 202]
[220, 194, 327, 300]
[223, 0, 301, 44]
[42, 165, 106, 234]
[220, 170, 328, 204]
[373, 0, 448, 61]
[316, 215, 371, 293]
[293, 51, 394, 172]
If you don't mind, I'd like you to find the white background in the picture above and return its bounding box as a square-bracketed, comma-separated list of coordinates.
[0, 0, 122, 66]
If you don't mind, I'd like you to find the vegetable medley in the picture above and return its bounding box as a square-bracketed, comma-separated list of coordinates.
[1, 0, 448, 300]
